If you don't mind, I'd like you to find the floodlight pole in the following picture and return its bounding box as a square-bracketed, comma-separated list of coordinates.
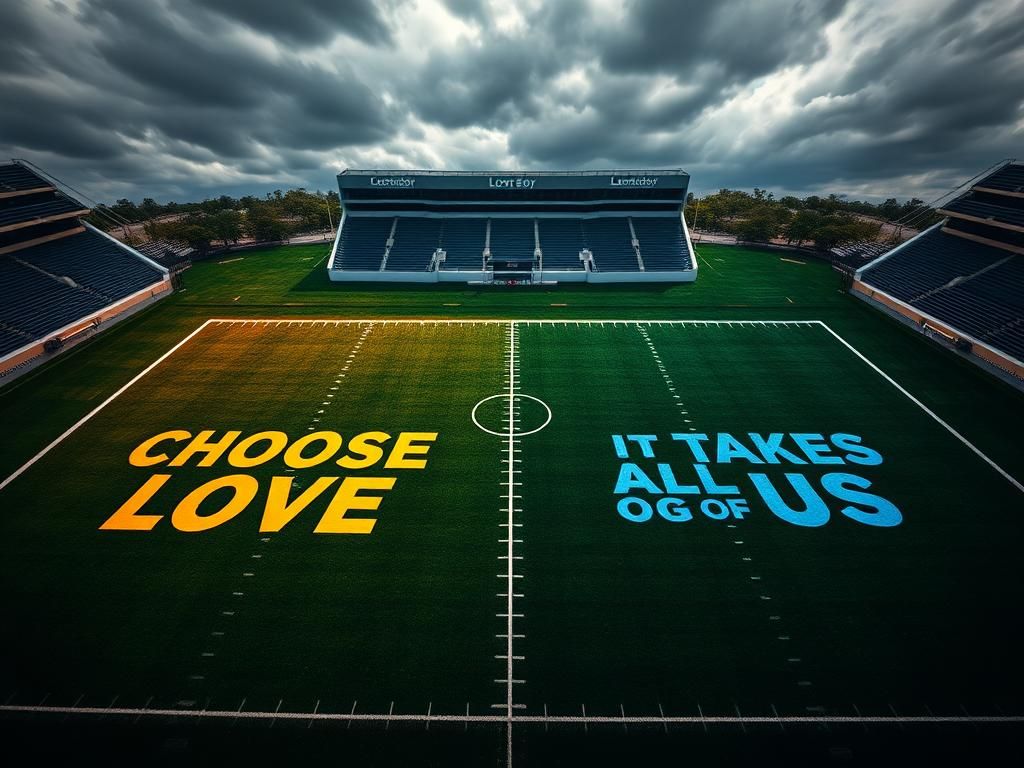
[325, 195, 334, 238]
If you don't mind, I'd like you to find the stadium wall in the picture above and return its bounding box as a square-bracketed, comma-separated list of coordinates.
[850, 279, 1024, 382]
[327, 267, 696, 284]
[0, 277, 172, 379]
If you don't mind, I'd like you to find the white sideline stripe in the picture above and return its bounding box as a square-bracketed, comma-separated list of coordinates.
[818, 322, 1023, 494]
[0, 320, 215, 493]
[2, 704, 1021, 725]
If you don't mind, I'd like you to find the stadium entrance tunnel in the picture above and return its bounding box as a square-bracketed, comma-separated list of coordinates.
[471, 393, 551, 437]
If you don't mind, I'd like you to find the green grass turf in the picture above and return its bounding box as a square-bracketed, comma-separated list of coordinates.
[0, 321, 507, 715]
[516, 321, 1024, 718]
[1, 245, 1022, 764]
[1, 319, 1021, 720]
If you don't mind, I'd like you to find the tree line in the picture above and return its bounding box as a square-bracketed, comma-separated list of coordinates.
[684, 189, 942, 250]
[90, 184, 940, 255]
[90, 188, 342, 254]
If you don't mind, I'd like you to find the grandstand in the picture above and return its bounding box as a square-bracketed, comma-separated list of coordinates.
[0, 162, 171, 377]
[328, 170, 697, 283]
[134, 239, 194, 270]
[854, 160, 1023, 380]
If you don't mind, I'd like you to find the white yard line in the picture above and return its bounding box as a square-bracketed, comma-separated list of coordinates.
[504, 321, 518, 767]
[1, 703, 1021, 725]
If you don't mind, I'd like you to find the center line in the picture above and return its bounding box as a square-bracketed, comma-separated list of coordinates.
[504, 321, 517, 767]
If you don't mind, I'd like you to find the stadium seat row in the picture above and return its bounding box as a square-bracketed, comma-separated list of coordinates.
[333, 215, 692, 272]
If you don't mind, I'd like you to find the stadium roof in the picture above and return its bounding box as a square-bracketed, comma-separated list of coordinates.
[339, 169, 688, 178]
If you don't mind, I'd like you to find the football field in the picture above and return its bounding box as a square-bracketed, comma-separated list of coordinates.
[1, 318, 1022, 763]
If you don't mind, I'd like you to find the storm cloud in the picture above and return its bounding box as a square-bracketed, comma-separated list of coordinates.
[0, 0, 1021, 202]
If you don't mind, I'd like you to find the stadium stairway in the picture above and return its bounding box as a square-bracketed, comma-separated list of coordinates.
[632, 216, 692, 271]
[583, 217, 640, 271]
[385, 217, 442, 271]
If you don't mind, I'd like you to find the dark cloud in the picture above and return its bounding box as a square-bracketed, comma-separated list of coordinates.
[0, 0, 1021, 202]
[600, 0, 847, 78]
[199, 0, 393, 46]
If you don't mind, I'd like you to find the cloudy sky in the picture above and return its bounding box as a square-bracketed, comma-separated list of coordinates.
[1, 0, 1022, 203]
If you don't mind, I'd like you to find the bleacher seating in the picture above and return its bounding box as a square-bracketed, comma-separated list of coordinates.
[0, 195, 86, 230]
[0, 161, 170, 363]
[332, 169, 698, 283]
[831, 240, 894, 270]
[438, 218, 487, 269]
[0, 327, 33, 358]
[0, 163, 53, 195]
[136, 239, 194, 268]
[963, 253, 1024, 311]
[385, 217, 441, 271]
[489, 218, 536, 263]
[859, 161, 1024, 365]
[0, 257, 108, 352]
[16, 228, 164, 302]
[860, 228, 1008, 302]
[944, 217, 1024, 250]
[942, 194, 1024, 229]
[537, 218, 586, 269]
[632, 217, 692, 270]
[333, 216, 391, 270]
[583, 218, 639, 271]
[333, 211, 695, 277]
[974, 163, 1024, 195]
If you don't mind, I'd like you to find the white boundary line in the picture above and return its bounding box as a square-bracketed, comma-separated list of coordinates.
[2, 317, 1018, 495]
[0, 319, 215, 493]
[818, 322, 1023, 493]
[0, 704, 1021, 725]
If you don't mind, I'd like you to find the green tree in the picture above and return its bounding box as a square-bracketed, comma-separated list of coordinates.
[785, 210, 822, 246]
[138, 198, 162, 219]
[736, 212, 780, 242]
[245, 202, 291, 241]
[209, 209, 242, 246]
